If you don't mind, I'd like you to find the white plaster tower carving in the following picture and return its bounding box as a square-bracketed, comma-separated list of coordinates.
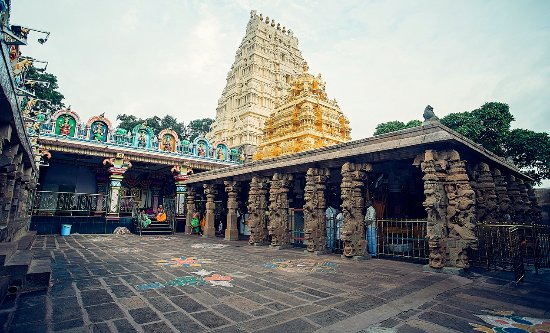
[207, 10, 307, 153]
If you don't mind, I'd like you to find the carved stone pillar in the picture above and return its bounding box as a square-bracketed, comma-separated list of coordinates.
[517, 179, 531, 224]
[172, 163, 193, 231]
[267, 173, 293, 249]
[16, 166, 32, 219]
[203, 184, 217, 238]
[493, 168, 511, 221]
[224, 180, 240, 241]
[2, 150, 22, 224]
[185, 186, 196, 234]
[304, 168, 330, 254]
[444, 151, 477, 269]
[103, 153, 132, 217]
[417, 149, 477, 269]
[340, 162, 371, 258]
[9, 156, 23, 221]
[506, 175, 522, 222]
[472, 163, 498, 224]
[419, 150, 447, 269]
[247, 176, 270, 245]
[526, 183, 543, 224]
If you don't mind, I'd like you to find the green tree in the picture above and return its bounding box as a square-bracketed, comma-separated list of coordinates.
[505, 129, 550, 184]
[441, 102, 514, 156]
[187, 118, 214, 141]
[115, 114, 212, 140]
[373, 120, 421, 136]
[26, 65, 65, 108]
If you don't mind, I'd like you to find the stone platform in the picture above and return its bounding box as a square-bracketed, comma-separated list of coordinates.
[0, 234, 549, 333]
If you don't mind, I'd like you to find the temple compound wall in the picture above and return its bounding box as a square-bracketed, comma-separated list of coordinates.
[0, 8, 40, 242]
[182, 123, 543, 269]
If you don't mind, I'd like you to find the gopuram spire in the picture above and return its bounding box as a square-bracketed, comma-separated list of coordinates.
[206, 10, 306, 156]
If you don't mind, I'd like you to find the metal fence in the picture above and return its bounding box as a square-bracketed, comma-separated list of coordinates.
[375, 219, 429, 261]
[164, 197, 176, 235]
[32, 191, 107, 216]
[289, 208, 305, 246]
[472, 224, 550, 276]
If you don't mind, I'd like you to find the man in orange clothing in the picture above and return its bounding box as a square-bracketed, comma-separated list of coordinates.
[156, 205, 167, 222]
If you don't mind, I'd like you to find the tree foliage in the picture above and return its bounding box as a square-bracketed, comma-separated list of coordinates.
[116, 114, 213, 141]
[441, 102, 514, 156]
[373, 120, 422, 136]
[26, 65, 65, 108]
[505, 129, 550, 184]
[187, 118, 214, 141]
[372, 102, 549, 184]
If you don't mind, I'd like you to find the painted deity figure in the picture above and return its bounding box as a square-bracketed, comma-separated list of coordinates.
[93, 123, 105, 141]
[138, 131, 147, 148]
[198, 143, 206, 157]
[59, 116, 71, 136]
[162, 135, 172, 151]
[217, 148, 225, 160]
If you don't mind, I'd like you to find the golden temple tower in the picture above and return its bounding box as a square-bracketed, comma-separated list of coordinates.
[253, 63, 351, 160]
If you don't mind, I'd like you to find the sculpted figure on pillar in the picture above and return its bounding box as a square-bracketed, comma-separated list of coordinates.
[444, 150, 477, 269]
[417, 150, 447, 268]
[493, 168, 511, 221]
[340, 162, 371, 258]
[526, 183, 543, 224]
[416, 149, 477, 269]
[267, 173, 293, 248]
[247, 176, 270, 245]
[516, 179, 531, 223]
[471, 163, 498, 223]
[506, 175, 522, 222]
[303, 168, 330, 253]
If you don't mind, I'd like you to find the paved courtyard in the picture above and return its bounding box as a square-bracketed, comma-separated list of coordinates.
[1, 234, 549, 333]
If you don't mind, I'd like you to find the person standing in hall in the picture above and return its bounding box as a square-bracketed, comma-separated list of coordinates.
[365, 200, 377, 257]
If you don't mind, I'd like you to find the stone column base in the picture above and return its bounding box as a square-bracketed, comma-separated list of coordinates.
[224, 228, 239, 241]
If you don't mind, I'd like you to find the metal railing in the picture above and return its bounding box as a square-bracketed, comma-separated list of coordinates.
[472, 223, 550, 275]
[289, 208, 305, 246]
[32, 191, 107, 216]
[376, 219, 429, 261]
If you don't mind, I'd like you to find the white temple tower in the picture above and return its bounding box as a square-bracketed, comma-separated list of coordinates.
[207, 10, 306, 155]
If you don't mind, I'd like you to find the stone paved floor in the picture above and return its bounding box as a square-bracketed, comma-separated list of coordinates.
[1, 234, 549, 333]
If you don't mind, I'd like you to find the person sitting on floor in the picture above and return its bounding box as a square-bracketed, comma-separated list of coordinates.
[140, 209, 152, 229]
[156, 205, 167, 222]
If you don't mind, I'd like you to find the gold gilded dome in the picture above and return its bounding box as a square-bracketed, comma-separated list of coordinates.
[253, 63, 351, 161]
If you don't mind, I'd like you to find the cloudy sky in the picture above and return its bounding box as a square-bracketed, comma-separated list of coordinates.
[11, 0, 550, 140]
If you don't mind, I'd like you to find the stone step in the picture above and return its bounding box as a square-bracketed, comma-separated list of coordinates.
[1, 250, 33, 292]
[0, 242, 18, 266]
[140, 229, 172, 235]
[17, 231, 37, 250]
[25, 259, 51, 290]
